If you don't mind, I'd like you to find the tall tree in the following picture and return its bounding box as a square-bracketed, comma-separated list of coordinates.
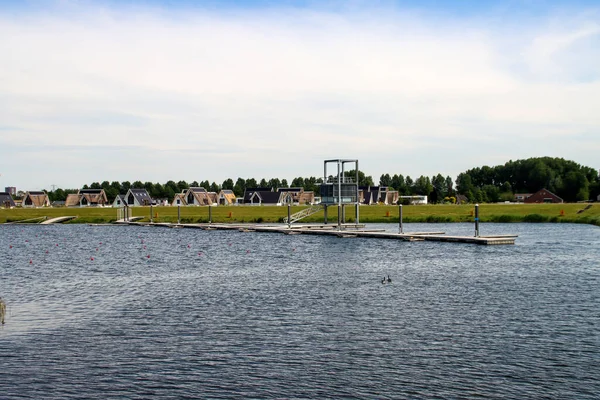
[222, 178, 234, 190]
[379, 173, 391, 187]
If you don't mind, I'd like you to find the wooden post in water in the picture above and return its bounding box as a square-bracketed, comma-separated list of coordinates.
[324, 205, 328, 224]
[474, 204, 480, 237]
[150, 204, 153, 223]
[208, 205, 212, 224]
[287, 204, 291, 228]
[177, 204, 181, 225]
[399, 204, 403, 234]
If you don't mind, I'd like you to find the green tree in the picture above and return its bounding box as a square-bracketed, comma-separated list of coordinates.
[430, 174, 446, 203]
[413, 176, 433, 196]
[233, 178, 246, 197]
[379, 173, 391, 187]
[176, 180, 189, 192]
[222, 178, 234, 190]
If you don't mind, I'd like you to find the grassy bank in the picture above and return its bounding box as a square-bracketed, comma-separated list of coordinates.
[1, 203, 599, 226]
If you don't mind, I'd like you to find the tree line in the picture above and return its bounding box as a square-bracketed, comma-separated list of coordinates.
[42, 157, 599, 204]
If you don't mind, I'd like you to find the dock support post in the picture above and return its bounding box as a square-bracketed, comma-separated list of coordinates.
[208, 205, 212, 224]
[150, 204, 153, 223]
[287, 204, 291, 228]
[399, 204, 403, 234]
[324, 205, 328, 224]
[337, 205, 341, 230]
[178, 205, 181, 225]
[342, 204, 346, 224]
[355, 202, 359, 225]
[475, 204, 480, 237]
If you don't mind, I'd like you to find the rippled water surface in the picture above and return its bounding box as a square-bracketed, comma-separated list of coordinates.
[1, 223, 599, 399]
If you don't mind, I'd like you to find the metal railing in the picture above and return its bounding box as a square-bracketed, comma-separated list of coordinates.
[283, 204, 324, 224]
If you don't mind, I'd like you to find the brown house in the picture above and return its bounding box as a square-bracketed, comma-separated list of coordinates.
[22, 191, 51, 208]
[65, 189, 109, 207]
[524, 188, 563, 204]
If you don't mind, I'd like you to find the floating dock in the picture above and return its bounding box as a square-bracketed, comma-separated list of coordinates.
[116, 221, 517, 245]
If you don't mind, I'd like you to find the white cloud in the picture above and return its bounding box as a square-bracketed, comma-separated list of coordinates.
[0, 2, 598, 190]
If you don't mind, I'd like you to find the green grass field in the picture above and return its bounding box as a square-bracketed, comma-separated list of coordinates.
[1, 203, 599, 226]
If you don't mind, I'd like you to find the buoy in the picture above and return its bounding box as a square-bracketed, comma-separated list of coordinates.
[9, 245, 12, 249]
[91, 257, 94, 261]
[29, 260, 33, 264]
[147, 255, 150, 258]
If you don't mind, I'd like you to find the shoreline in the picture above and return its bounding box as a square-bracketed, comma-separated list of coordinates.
[1, 204, 599, 227]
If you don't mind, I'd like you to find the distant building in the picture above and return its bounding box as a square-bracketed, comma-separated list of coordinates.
[22, 191, 51, 208]
[243, 188, 280, 205]
[184, 187, 218, 206]
[4, 187, 16, 196]
[218, 190, 237, 206]
[112, 194, 126, 208]
[65, 189, 108, 207]
[359, 186, 398, 205]
[514, 193, 532, 202]
[0, 192, 16, 208]
[455, 194, 468, 205]
[524, 188, 563, 204]
[125, 188, 153, 206]
[277, 187, 316, 205]
[399, 195, 428, 205]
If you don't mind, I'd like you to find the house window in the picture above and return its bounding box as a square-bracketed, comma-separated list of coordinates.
[128, 194, 135, 205]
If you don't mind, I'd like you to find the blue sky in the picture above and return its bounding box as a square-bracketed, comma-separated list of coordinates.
[0, 0, 598, 191]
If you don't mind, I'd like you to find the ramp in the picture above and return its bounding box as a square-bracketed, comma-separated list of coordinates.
[283, 205, 324, 224]
[41, 216, 77, 224]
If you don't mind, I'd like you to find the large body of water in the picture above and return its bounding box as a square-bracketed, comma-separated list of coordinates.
[1, 223, 599, 399]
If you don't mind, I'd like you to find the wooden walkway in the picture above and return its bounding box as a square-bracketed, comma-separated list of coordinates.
[117, 221, 517, 245]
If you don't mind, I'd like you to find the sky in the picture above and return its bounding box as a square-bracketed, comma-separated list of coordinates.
[0, 0, 599, 191]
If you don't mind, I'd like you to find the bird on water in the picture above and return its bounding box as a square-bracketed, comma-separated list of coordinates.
[387, 275, 392, 283]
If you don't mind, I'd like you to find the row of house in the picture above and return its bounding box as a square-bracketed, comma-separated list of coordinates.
[0, 187, 577, 209]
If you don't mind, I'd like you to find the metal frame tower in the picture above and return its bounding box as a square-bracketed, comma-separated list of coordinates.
[319, 159, 360, 230]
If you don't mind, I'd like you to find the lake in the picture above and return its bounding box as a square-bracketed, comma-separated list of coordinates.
[1, 223, 599, 399]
